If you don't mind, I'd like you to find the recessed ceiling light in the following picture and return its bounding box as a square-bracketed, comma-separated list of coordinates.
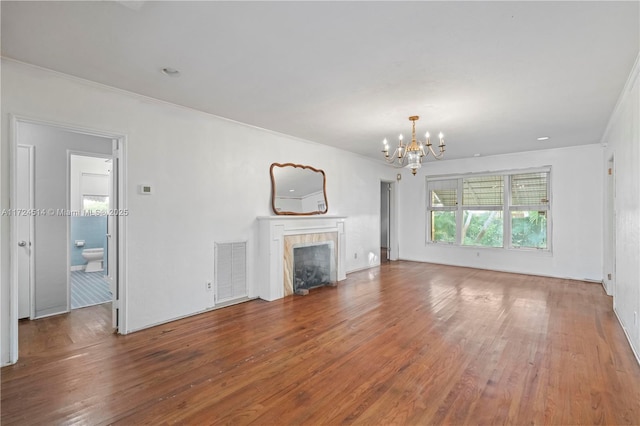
[289, 189, 295, 192]
[473, 153, 481, 157]
[161, 67, 180, 77]
[537, 136, 550, 141]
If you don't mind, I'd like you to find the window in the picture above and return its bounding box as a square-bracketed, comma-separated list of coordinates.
[429, 180, 457, 243]
[427, 168, 550, 250]
[83, 195, 109, 215]
[462, 175, 504, 247]
[510, 172, 549, 249]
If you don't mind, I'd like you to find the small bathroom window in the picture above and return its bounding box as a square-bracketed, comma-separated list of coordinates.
[83, 195, 109, 215]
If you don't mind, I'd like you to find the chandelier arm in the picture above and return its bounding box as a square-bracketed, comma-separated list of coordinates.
[383, 146, 411, 167]
[426, 144, 445, 159]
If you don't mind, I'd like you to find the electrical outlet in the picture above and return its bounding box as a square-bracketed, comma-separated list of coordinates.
[607, 273, 612, 280]
[206, 281, 213, 292]
[354, 252, 358, 259]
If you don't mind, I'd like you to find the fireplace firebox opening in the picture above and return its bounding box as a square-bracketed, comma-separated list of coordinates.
[293, 242, 336, 295]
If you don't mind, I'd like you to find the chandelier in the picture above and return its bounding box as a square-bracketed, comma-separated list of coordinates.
[382, 115, 446, 175]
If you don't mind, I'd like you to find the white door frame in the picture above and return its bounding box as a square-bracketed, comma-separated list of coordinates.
[8, 114, 128, 364]
[606, 156, 616, 299]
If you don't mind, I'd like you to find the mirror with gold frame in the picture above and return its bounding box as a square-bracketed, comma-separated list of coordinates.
[270, 163, 328, 215]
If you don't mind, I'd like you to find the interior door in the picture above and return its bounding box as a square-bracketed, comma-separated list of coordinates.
[106, 144, 119, 330]
[17, 144, 34, 319]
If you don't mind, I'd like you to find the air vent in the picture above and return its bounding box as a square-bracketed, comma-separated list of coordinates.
[214, 241, 247, 304]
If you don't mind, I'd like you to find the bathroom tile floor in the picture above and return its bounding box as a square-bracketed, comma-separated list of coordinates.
[71, 270, 112, 309]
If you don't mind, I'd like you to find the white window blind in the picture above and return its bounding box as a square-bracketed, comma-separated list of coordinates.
[463, 175, 503, 207]
[510, 172, 549, 208]
[428, 179, 458, 208]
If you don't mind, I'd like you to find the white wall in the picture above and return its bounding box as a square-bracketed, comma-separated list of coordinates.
[602, 54, 640, 360]
[0, 59, 396, 364]
[397, 144, 604, 282]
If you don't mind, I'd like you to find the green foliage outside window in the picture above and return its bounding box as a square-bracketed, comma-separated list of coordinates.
[511, 211, 547, 248]
[462, 210, 503, 247]
[431, 211, 456, 242]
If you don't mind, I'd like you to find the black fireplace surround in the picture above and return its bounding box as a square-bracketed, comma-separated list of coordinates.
[293, 244, 332, 292]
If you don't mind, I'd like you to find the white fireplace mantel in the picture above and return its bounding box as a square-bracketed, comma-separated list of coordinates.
[256, 216, 347, 301]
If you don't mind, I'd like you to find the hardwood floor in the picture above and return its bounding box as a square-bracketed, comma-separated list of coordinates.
[2, 261, 640, 425]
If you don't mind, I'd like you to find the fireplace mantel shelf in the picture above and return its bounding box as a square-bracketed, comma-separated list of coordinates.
[256, 216, 347, 301]
[256, 215, 347, 221]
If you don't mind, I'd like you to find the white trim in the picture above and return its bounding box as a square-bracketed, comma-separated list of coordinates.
[398, 257, 600, 283]
[125, 297, 256, 334]
[614, 308, 640, 367]
[8, 118, 20, 363]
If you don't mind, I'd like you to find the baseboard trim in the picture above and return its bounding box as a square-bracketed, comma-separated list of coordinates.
[125, 297, 258, 335]
[614, 308, 640, 367]
[397, 257, 602, 284]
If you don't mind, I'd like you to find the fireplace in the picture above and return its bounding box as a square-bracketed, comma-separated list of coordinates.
[257, 216, 347, 301]
[292, 242, 336, 295]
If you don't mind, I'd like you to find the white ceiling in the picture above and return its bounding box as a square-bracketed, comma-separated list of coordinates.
[2, 1, 638, 161]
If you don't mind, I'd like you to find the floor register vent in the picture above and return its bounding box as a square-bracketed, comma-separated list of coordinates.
[214, 241, 247, 304]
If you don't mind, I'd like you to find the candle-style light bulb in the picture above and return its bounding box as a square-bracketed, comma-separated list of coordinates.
[399, 134, 403, 142]
[439, 132, 444, 145]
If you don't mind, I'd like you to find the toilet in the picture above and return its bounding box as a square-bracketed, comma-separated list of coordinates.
[82, 248, 104, 272]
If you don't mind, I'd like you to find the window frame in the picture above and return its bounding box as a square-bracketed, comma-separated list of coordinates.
[427, 178, 459, 244]
[426, 167, 552, 252]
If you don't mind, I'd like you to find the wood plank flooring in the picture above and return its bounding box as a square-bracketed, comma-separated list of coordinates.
[2, 261, 640, 425]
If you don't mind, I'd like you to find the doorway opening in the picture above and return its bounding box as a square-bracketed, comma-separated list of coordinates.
[380, 180, 397, 263]
[9, 116, 126, 364]
[69, 154, 112, 309]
